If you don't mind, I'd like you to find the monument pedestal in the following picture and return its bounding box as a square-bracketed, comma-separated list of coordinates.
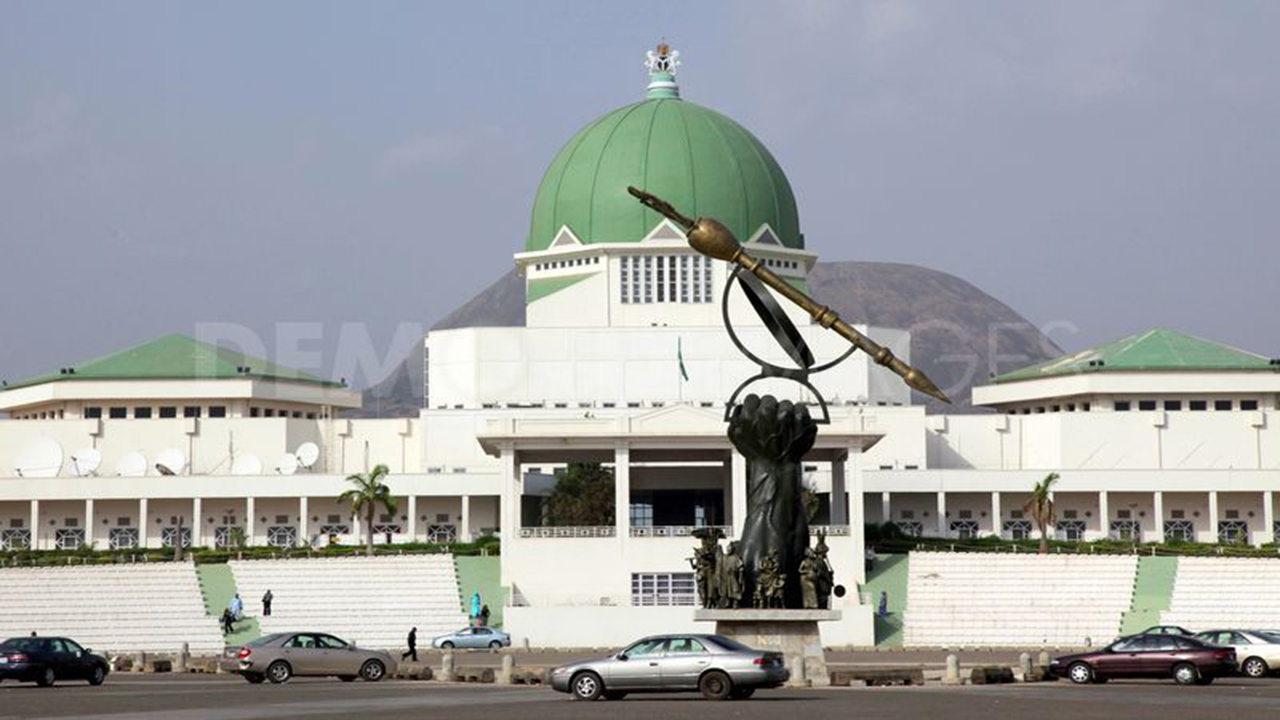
[694, 609, 840, 687]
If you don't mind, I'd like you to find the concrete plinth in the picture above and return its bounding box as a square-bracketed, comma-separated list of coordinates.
[694, 609, 841, 687]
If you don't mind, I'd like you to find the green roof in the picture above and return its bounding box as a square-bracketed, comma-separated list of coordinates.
[527, 95, 801, 252]
[3, 334, 343, 391]
[994, 328, 1274, 383]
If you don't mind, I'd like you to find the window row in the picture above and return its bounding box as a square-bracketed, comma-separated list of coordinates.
[533, 256, 600, 271]
[619, 255, 713, 304]
[83, 405, 227, 420]
[761, 257, 799, 270]
[1114, 399, 1260, 412]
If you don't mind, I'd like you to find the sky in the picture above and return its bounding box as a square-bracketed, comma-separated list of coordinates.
[2, 0, 1278, 388]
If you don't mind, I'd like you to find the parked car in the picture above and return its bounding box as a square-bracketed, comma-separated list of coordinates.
[1192, 630, 1280, 678]
[431, 627, 511, 650]
[1139, 625, 1194, 637]
[0, 636, 109, 687]
[550, 634, 788, 701]
[1051, 634, 1236, 686]
[223, 632, 396, 684]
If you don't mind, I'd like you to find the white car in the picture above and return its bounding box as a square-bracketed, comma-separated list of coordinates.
[1193, 630, 1280, 678]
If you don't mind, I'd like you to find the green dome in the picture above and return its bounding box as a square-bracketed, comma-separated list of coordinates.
[527, 96, 802, 252]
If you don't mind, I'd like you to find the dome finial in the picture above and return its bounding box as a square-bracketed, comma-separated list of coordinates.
[644, 42, 680, 99]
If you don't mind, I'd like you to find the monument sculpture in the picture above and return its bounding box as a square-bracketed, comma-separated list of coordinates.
[630, 183, 950, 683]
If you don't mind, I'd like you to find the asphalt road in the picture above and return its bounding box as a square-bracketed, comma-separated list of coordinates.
[4, 675, 1280, 720]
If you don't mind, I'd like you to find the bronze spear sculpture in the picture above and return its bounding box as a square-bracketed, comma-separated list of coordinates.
[627, 186, 951, 404]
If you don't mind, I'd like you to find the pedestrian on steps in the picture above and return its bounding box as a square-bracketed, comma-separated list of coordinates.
[402, 627, 418, 662]
[262, 589, 273, 617]
[221, 607, 235, 634]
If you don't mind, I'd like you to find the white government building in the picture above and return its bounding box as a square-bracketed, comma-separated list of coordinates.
[2, 48, 1278, 647]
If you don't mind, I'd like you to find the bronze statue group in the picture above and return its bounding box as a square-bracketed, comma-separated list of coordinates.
[690, 529, 835, 610]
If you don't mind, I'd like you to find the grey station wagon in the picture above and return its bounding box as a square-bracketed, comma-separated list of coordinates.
[551, 634, 788, 701]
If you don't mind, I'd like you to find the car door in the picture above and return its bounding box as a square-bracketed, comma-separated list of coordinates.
[316, 634, 354, 675]
[1095, 637, 1145, 677]
[470, 629, 494, 648]
[1141, 636, 1183, 675]
[608, 638, 668, 690]
[48, 640, 83, 680]
[59, 639, 94, 680]
[658, 637, 711, 689]
[281, 634, 324, 676]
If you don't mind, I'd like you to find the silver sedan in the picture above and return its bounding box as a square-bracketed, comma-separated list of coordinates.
[224, 632, 397, 684]
[551, 634, 788, 701]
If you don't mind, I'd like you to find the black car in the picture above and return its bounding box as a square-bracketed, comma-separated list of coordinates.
[0, 636, 109, 687]
[1050, 634, 1236, 685]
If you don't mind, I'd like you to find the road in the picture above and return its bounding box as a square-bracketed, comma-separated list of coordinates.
[4, 675, 1280, 720]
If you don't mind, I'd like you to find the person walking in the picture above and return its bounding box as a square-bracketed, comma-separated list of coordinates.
[402, 627, 418, 662]
[229, 593, 244, 620]
[221, 607, 235, 634]
[470, 592, 481, 627]
[479, 604, 491, 628]
[262, 589, 273, 617]
[878, 590, 889, 618]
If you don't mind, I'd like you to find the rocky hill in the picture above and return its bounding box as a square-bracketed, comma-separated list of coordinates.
[354, 262, 1062, 417]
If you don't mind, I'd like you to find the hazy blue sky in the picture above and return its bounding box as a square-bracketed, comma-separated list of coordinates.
[2, 1, 1277, 387]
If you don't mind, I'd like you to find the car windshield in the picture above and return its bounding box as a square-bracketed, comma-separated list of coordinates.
[247, 633, 286, 647]
[704, 635, 751, 652]
[0, 638, 41, 652]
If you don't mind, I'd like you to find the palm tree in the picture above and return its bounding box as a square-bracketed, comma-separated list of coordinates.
[338, 464, 399, 557]
[1023, 472, 1060, 554]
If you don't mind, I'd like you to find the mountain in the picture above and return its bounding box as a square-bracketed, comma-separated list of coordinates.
[354, 262, 1062, 417]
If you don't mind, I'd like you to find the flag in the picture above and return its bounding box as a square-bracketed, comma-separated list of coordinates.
[678, 337, 690, 382]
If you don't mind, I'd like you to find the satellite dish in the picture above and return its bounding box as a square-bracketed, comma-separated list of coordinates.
[14, 438, 64, 478]
[275, 453, 300, 476]
[295, 442, 320, 469]
[115, 451, 148, 477]
[69, 448, 102, 477]
[154, 448, 187, 476]
[231, 454, 263, 476]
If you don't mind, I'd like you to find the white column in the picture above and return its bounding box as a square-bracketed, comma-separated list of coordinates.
[1097, 491, 1109, 541]
[460, 495, 472, 543]
[1153, 491, 1165, 543]
[1264, 491, 1276, 545]
[298, 496, 308, 548]
[936, 492, 947, 538]
[351, 508, 361, 547]
[84, 499, 95, 550]
[881, 492, 891, 526]
[138, 498, 149, 549]
[830, 457, 848, 526]
[30, 500, 39, 551]
[406, 495, 417, 543]
[192, 497, 203, 548]
[246, 497, 256, 547]
[1208, 490, 1219, 544]
[731, 452, 747, 539]
[614, 445, 631, 539]
[498, 447, 517, 588]
[989, 492, 1001, 538]
[847, 447, 867, 585]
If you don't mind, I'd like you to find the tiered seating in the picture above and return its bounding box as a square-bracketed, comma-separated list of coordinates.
[229, 555, 468, 650]
[0, 563, 225, 655]
[902, 552, 1138, 647]
[1162, 557, 1280, 630]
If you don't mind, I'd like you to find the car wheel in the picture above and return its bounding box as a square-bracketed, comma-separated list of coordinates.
[266, 660, 292, 684]
[360, 660, 386, 682]
[338, 675, 357, 682]
[1242, 657, 1269, 679]
[571, 671, 603, 701]
[440, 641, 454, 650]
[489, 640, 503, 650]
[1067, 662, 1094, 685]
[1172, 662, 1199, 686]
[245, 674, 266, 684]
[730, 687, 756, 700]
[699, 670, 733, 701]
[603, 691, 627, 701]
[88, 665, 106, 686]
[36, 667, 56, 688]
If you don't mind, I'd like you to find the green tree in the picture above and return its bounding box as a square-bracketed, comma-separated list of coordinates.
[545, 463, 616, 527]
[1023, 472, 1060, 554]
[339, 464, 399, 556]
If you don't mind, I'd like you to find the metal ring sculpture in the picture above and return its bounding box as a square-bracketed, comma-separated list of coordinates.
[721, 266, 856, 424]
